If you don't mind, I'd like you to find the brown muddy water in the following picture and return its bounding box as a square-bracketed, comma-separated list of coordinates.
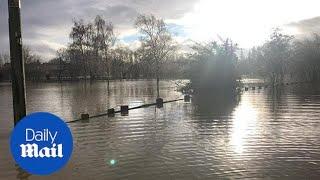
[0, 80, 320, 179]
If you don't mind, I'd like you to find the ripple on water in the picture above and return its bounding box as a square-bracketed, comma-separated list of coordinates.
[1, 81, 320, 179]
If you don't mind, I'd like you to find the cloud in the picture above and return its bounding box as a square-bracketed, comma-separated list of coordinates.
[0, 0, 199, 61]
[287, 16, 320, 35]
[3, 0, 320, 60]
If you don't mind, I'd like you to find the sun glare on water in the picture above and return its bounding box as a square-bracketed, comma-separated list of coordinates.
[230, 98, 258, 154]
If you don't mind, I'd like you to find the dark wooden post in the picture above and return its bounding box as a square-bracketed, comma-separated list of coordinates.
[8, 0, 26, 125]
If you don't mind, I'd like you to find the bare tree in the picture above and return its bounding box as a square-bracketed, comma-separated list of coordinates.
[56, 48, 71, 82]
[69, 19, 89, 80]
[111, 47, 134, 78]
[94, 15, 116, 87]
[0, 53, 10, 66]
[135, 14, 176, 97]
[242, 29, 293, 85]
[23, 46, 41, 64]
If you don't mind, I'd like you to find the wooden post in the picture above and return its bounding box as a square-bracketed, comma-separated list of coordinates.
[156, 98, 163, 108]
[156, 77, 160, 98]
[107, 108, 115, 117]
[184, 95, 191, 102]
[8, 0, 26, 125]
[81, 113, 89, 120]
[120, 105, 129, 116]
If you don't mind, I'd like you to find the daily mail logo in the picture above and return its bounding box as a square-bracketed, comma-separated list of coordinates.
[20, 129, 63, 158]
[10, 112, 73, 175]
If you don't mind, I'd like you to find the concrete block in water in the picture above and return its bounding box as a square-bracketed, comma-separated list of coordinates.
[81, 113, 89, 120]
[184, 95, 191, 102]
[108, 108, 115, 117]
[156, 98, 163, 108]
[121, 105, 129, 115]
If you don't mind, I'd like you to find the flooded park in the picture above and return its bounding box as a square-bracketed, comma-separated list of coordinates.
[2, 0, 320, 179]
[1, 80, 320, 179]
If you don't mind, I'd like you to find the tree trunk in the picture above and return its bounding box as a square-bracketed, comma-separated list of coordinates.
[157, 76, 160, 98]
[156, 59, 160, 98]
[104, 49, 110, 90]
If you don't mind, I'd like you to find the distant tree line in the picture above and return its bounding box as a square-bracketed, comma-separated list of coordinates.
[2, 15, 320, 93]
[0, 14, 186, 85]
[239, 29, 320, 85]
[0, 46, 43, 81]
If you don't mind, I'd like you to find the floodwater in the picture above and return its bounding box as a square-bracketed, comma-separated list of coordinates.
[0, 80, 320, 179]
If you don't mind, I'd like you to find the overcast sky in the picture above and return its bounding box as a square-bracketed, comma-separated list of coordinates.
[1, 0, 320, 60]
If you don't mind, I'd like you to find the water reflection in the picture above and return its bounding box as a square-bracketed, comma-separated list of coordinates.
[192, 92, 240, 116]
[231, 98, 258, 154]
[15, 165, 31, 180]
[1, 80, 320, 179]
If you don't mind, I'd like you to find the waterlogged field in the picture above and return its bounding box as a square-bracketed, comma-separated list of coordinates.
[1, 80, 320, 179]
